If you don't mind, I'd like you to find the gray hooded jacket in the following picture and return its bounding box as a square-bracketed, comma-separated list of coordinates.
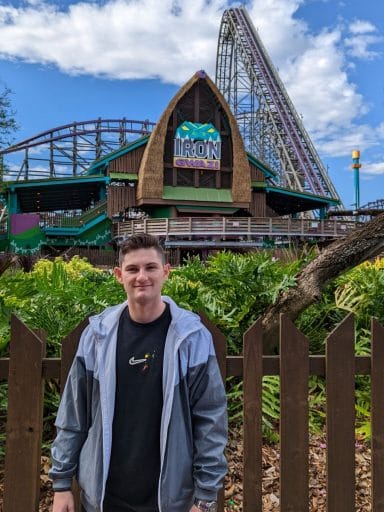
[50, 296, 227, 512]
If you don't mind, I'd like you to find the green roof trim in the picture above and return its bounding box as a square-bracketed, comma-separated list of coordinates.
[251, 181, 267, 188]
[264, 185, 340, 204]
[247, 153, 277, 178]
[8, 175, 108, 190]
[87, 135, 150, 174]
[163, 187, 233, 203]
[109, 172, 138, 181]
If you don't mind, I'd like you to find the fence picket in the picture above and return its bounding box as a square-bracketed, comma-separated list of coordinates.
[199, 311, 227, 382]
[4, 315, 46, 512]
[199, 312, 227, 512]
[280, 315, 309, 511]
[243, 319, 263, 512]
[59, 317, 89, 512]
[60, 317, 89, 394]
[326, 313, 356, 511]
[371, 318, 384, 511]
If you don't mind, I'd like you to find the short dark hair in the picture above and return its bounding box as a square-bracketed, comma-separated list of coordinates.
[118, 234, 165, 265]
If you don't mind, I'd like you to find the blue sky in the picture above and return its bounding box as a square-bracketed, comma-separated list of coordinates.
[0, 0, 383, 209]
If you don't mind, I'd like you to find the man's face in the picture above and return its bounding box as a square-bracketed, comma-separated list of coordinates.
[114, 248, 170, 306]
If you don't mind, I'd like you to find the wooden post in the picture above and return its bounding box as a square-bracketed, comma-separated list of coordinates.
[280, 315, 309, 511]
[326, 314, 356, 511]
[60, 318, 88, 393]
[371, 318, 384, 511]
[4, 316, 46, 512]
[243, 319, 263, 512]
[60, 317, 89, 512]
[199, 312, 227, 512]
[199, 312, 227, 382]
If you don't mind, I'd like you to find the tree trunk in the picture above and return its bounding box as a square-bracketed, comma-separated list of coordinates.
[262, 213, 384, 353]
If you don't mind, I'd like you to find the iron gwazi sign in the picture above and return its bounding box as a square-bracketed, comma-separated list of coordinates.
[173, 122, 221, 170]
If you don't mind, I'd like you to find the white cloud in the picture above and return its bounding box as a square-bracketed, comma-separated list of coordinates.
[362, 161, 384, 177]
[0, 0, 224, 84]
[349, 20, 377, 35]
[344, 19, 382, 59]
[318, 124, 382, 157]
[246, 0, 309, 63]
[345, 34, 382, 60]
[0, 0, 382, 165]
[280, 28, 366, 137]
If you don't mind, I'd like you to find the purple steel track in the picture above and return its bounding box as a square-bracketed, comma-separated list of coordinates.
[216, 6, 342, 204]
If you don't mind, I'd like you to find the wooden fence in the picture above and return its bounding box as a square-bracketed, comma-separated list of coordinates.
[1, 313, 384, 511]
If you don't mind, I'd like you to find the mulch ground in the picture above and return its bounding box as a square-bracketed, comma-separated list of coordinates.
[224, 427, 371, 511]
[0, 427, 372, 511]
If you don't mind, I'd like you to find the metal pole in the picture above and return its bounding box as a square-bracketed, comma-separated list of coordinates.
[351, 150, 361, 209]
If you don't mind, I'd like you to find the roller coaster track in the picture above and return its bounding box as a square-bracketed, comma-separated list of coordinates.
[216, 6, 343, 205]
[0, 118, 155, 180]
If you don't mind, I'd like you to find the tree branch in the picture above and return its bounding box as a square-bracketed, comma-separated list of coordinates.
[261, 213, 384, 353]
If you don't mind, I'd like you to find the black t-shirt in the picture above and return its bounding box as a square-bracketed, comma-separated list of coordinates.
[104, 303, 171, 512]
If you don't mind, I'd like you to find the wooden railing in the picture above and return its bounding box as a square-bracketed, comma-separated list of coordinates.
[114, 217, 363, 241]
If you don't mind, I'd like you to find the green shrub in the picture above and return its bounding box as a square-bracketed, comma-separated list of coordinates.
[1, 251, 384, 450]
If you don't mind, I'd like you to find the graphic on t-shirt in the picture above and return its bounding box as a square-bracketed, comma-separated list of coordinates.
[129, 356, 147, 365]
[129, 351, 156, 372]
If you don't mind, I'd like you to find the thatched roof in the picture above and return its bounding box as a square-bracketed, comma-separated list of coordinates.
[137, 70, 251, 204]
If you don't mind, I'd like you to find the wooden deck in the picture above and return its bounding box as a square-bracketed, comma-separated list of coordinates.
[113, 217, 363, 245]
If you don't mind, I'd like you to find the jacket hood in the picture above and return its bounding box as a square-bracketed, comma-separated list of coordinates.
[163, 296, 203, 338]
[88, 301, 128, 340]
[88, 296, 202, 342]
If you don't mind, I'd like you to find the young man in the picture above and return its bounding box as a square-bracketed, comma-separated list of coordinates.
[50, 234, 227, 512]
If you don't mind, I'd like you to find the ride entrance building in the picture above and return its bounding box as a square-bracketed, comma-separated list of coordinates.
[1, 69, 351, 263]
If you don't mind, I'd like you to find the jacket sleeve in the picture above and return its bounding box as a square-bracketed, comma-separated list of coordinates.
[188, 327, 228, 501]
[49, 324, 93, 491]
